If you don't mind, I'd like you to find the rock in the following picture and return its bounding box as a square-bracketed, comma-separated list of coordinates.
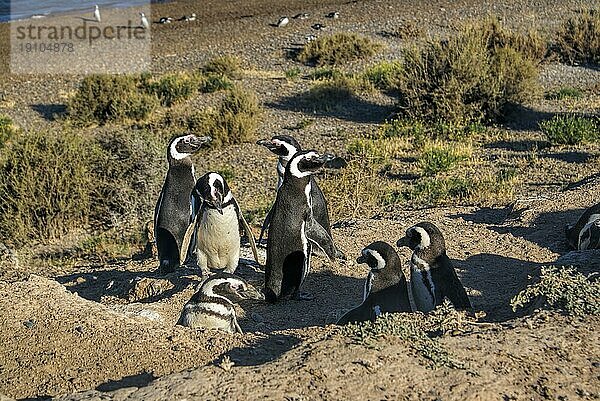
[23, 319, 35, 329]
[127, 277, 174, 302]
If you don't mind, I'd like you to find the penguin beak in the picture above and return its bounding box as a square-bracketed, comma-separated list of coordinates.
[257, 138, 278, 152]
[189, 135, 212, 150]
[356, 255, 366, 264]
[213, 192, 223, 215]
[239, 284, 265, 300]
[396, 236, 409, 248]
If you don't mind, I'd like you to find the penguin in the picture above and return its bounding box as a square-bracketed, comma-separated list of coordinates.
[93, 5, 101, 23]
[154, 134, 211, 274]
[311, 23, 326, 30]
[337, 241, 412, 325]
[178, 13, 196, 22]
[293, 13, 310, 20]
[140, 12, 149, 29]
[158, 17, 173, 24]
[177, 272, 263, 333]
[325, 12, 340, 19]
[264, 150, 337, 303]
[182, 172, 260, 276]
[305, 34, 317, 43]
[566, 203, 600, 250]
[396, 222, 472, 313]
[256, 135, 340, 259]
[276, 17, 289, 27]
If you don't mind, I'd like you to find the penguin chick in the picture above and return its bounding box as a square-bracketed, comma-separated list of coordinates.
[178, 273, 263, 333]
[264, 150, 337, 303]
[337, 241, 411, 325]
[396, 222, 471, 313]
[566, 203, 600, 250]
[154, 134, 211, 274]
[188, 172, 259, 276]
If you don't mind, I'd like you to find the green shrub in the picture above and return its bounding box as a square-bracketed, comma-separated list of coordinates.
[145, 72, 198, 106]
[540, 115, 599, 145]
[199, 73, 233, 93]
[544, 86, 583, 100]
[202, 55, 241, 78]
[403, 176, 476, 204]
[396, 19, 540, 124]
[285, 67, 302, 80]
[0, 115, 17, 148]
[203, 86, 262, 147]
[67, 74, 158, 126]
[419, 142, 472, 175]
[377, 118, 484, 142]
[511, 266, 600, 317]
[308, 67, 345, 81]
[297, 33, 382, 66]
[301, 77, 356, 111]
[362, 61, 403, 90]
[554, 10, 600, 65]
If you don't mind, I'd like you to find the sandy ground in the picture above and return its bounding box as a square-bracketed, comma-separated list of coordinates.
[0, 0, 599, 399]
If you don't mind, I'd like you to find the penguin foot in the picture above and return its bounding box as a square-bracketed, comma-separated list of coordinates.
[297, 291, 314, 301]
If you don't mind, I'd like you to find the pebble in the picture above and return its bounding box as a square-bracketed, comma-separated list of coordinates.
[23, 320, 35, 329]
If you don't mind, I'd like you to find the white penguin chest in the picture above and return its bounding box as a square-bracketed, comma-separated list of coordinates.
[410, 254, 436, 313]
[579, 214, 600, 250]
[198, 207, 239, 254]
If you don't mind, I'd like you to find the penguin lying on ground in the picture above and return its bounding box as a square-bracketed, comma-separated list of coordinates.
[337, 241, 411, 325]
[566, 203, 600, 250]
[178, 272, 263, 333]
[396, 222, 472, 313]
[264, 150, 337, 302]
[154, 134, 211, 274]
[257, 135, 342, 259]
[181, 172, 260, 276]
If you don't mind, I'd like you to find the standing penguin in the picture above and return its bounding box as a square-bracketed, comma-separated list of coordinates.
[178, 272, 263, 333]
[257, 135, 339, 259]
[264, 150, 337, 302]
[566, 203, 600, 250]
[182, 172, 259, 276]
[337, 241, 411, 325]
[154, 134, 211, 274]
[396, 222, 472, 313]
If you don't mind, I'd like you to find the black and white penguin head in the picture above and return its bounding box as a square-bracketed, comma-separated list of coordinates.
[196, 272, 264, 301]
[356, 241, 399, 272]
[257, 135, 301, 164]
[193, 172, 233, 214]
[167, 134, 211, 164]
[285, 150, 334, 179]
[396, 222, 446, 253]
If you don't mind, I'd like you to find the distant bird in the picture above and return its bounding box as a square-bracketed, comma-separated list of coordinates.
[140, 12, 149, 29]
[293, 13, 309, 20]
[276, 16, 289, 27]
[178, 13, 196, 22]
[311, 23, 326, 30]
[93, 5, 101, 22]
[325, 12, 339, 19]
[305, 34, 317, 43]
[158, 17, 173, 24]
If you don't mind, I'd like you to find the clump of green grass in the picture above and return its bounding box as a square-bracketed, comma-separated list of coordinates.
[540, 115, 599, 145]
[554, 10, 600, 65]
[390, 21, 424, 40]
[377, 118, 484, 142]
[362, 60, 403, 90]
[308, 67, 345, 81]
[67, 74, 159, 126]
[419, 142, 472, 175]
[202, 55, 241, 78]
[0, 115, 17, 148]
[340, 301, 466, 369]
[544, 86, 583, 100]
[284, 67, 302, 80]
[511, 266, 600, 317]
[203, 86, 262, 147]
[199, 73, 233, 93]
[301, 76, 356, 111]
[297, 33, 382, 66]
[144, 72, 198, 107]
[346, 137, 408, 163]
[396, 19, 541, 125]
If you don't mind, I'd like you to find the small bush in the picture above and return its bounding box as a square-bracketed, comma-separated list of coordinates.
[419, 142, 472, 175]
[0, 115, 17, 148]
[362, 61, 403, 90]
[308, 67, 345, 81]
[67, 74, 158, 126]
[377, 118, 484, 142]
[145, 72, 198, 106]
[285, 67, 302, 80]
[199, 73, 233, 93]
[301, 76, 357, 111]
[554, 10, 600, 65]
[297, 33, 382, 66]
[511, 266, 600, 317]
[202, 55, 241, 78]
[347, 137, 408, 163]
[203, 86, 262, 147]
[396, 19, 540, 124]
[544, 86, 583, 100]
[540, 115, 599, 145]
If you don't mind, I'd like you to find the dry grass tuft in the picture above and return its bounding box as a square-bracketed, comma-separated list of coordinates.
[554, 10, 600, 65]
[297, 33, 382, 66]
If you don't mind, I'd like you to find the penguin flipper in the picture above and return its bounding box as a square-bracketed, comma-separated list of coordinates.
[234, 198, 262, 266]
[258, 204, 274, 246]
[305, 218, 336, 260]
[180, 211, 200, 266]
[337, 304, 369, 325]
[439, 255, 472, 311]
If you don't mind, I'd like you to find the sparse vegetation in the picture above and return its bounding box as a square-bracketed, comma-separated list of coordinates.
[301, 77, 356, 111]
[419, 142, 472, 175]
[308, 67, 345, 81]
[284, 67, 302, 80]
[341, 301, 467, 368]
[362, 61, 403, 91]
[377, 118, 485, 142]
[297, 33, 382, 66]
[540, 115, 599, 145]
[198, 73, 233, 93]
[145, 72, 198, 107]
[67, 74, 159, 126]
[511, 266, 600, 317]
[0, 115, 17, 148]
[544, 86, 583, 100]
[202, 55, 241, 79]
[554, 10, 600, 65]
[395, 19, 541, 125]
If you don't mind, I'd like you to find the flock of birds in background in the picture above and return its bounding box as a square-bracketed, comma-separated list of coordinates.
[152, 134, 600, 334]
[92, 4, 196, 29]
